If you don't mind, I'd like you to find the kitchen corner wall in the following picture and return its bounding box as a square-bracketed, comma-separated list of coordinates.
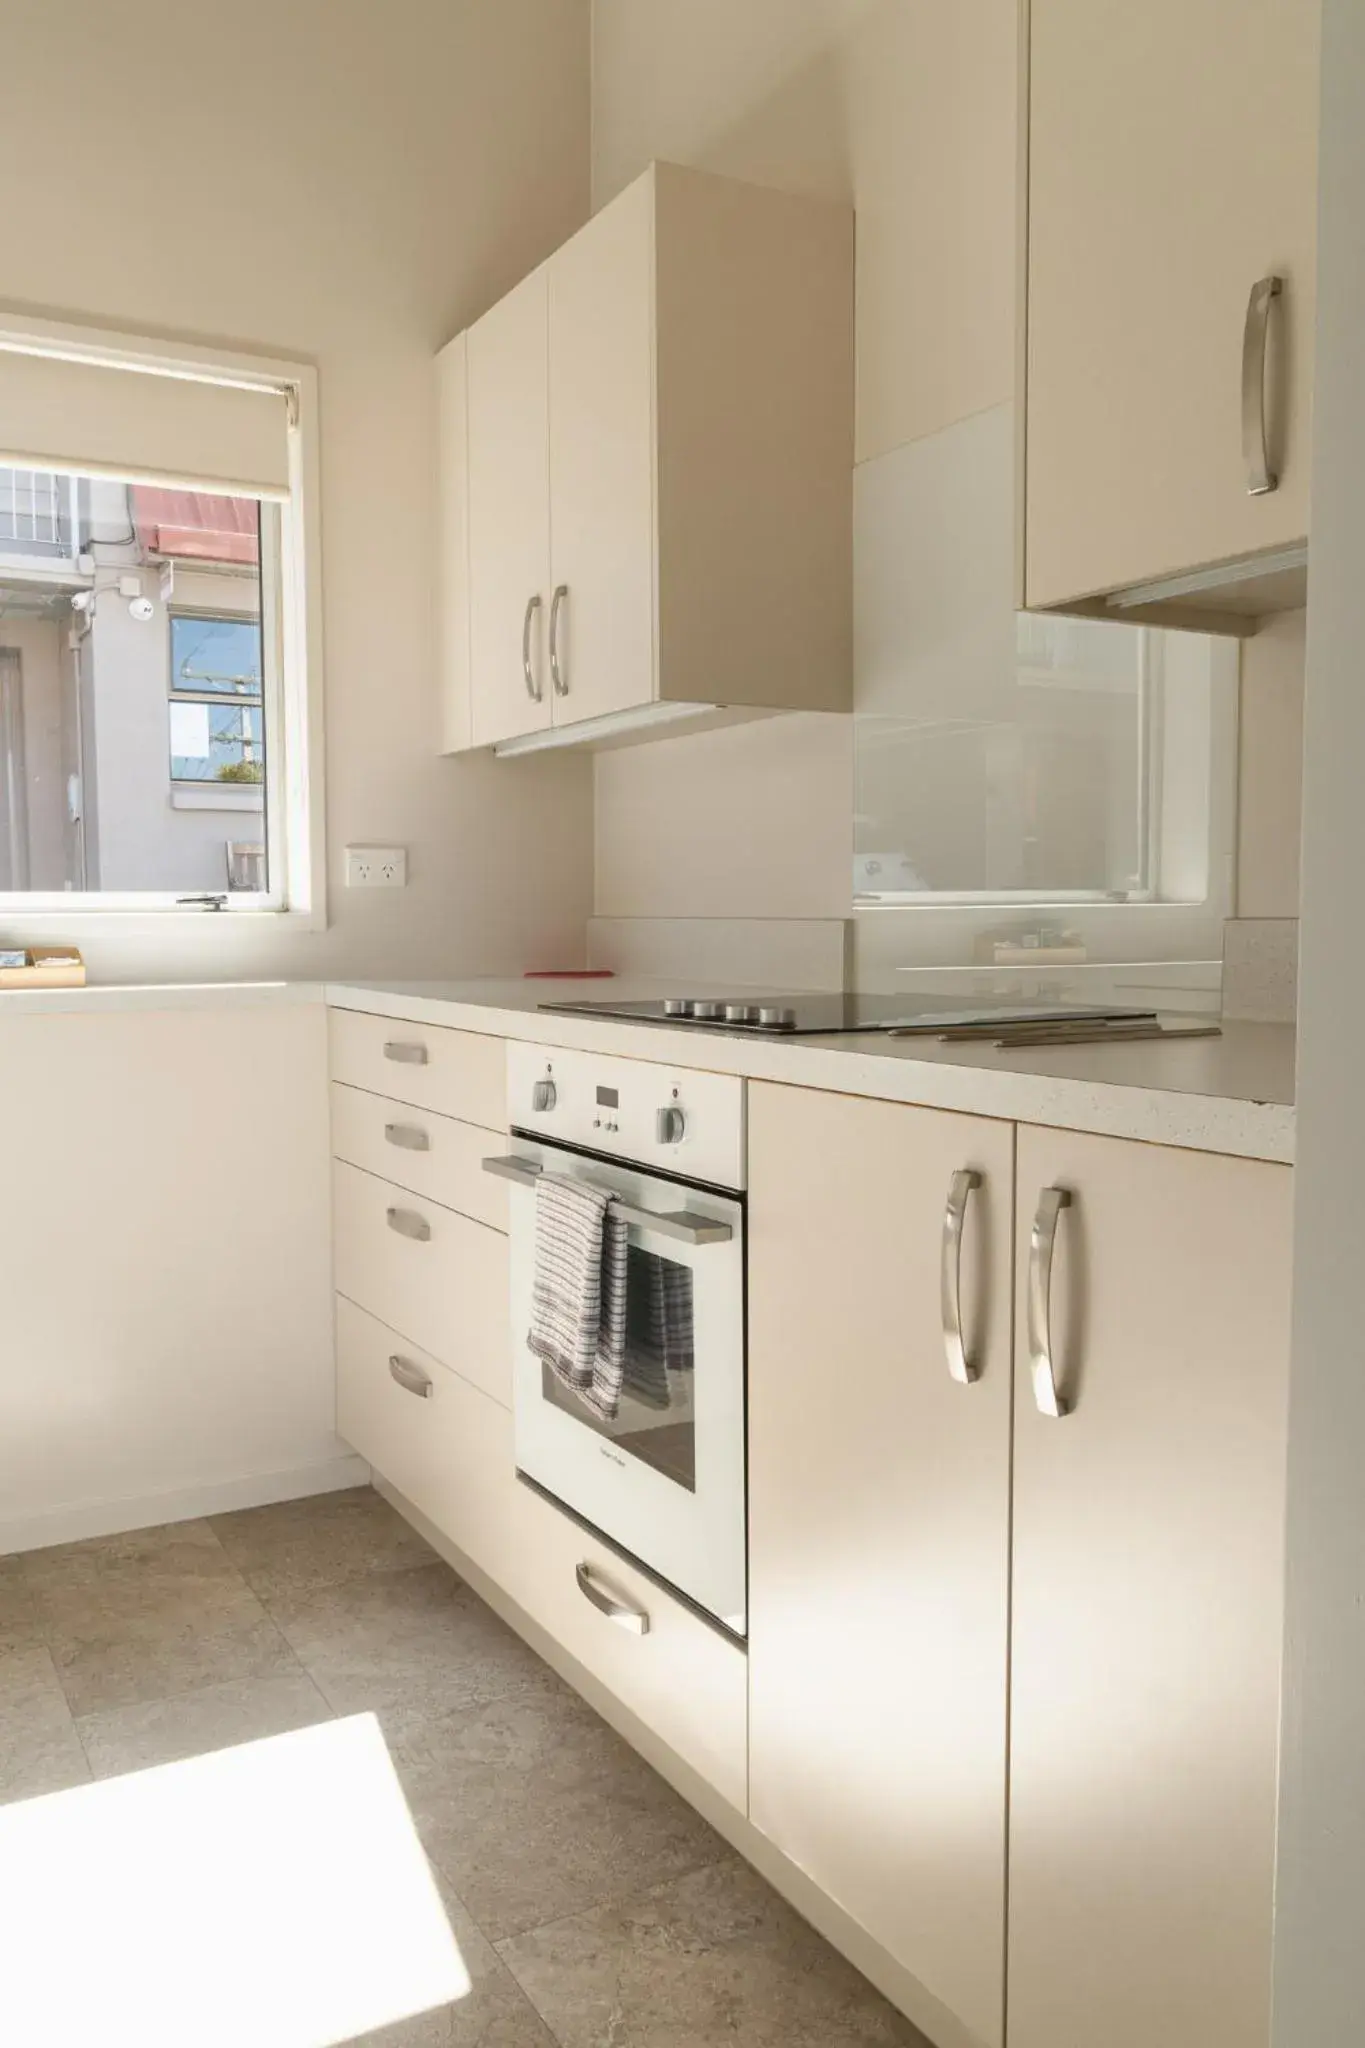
[0, 0, 595, 985]
[589, 0, 1307, 978]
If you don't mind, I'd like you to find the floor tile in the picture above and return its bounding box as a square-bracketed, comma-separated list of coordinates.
[385, 1684, 726, 1943]
[352, 1872, 558, 2047]
[0, 1557, 40, 1650]
[0, 1645, 91, 1804]
[211, 1486, 436, 1602]
[498, 1858, 926, 2047]
[268, 1561, 557, 1720]
[77, 1667, 333, 1780]
[23, 1518, 300, 1717]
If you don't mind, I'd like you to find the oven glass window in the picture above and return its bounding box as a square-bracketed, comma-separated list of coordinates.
[543, 1243, 697, 1492]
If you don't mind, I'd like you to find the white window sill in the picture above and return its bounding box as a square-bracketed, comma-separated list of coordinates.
[170, 785, 265, 812]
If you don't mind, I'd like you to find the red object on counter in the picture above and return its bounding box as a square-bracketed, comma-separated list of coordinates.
[522, 969, 617, 979]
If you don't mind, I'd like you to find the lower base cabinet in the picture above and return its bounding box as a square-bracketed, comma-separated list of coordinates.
[1007, 1126, 1293, 2048]
[748, 1084, 1015, 2048]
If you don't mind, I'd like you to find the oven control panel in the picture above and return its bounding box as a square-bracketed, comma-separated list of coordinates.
[507, 1042, 745, 1192]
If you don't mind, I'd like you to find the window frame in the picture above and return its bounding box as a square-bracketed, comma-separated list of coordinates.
[0, 311, 324, 928]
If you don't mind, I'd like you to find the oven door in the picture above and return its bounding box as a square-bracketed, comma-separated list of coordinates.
[501, 1136, 745, 1636]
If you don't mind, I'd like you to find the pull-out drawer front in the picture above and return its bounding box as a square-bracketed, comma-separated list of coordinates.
[335, 1297, 523, 1588]
[329, 1007, 507, 1131]
[332, 1159, 511, 1407]
[513, 1480, 748, 1816]
[330, 1082, 508, 1233]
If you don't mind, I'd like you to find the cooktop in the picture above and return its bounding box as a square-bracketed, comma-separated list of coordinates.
[537, 993, 1153, 1037]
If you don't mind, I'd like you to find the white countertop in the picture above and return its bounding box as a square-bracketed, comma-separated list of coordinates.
[325, 977, 1296, 1164]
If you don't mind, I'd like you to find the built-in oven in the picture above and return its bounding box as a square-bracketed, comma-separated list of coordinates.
[486, 1044, 746, 1637]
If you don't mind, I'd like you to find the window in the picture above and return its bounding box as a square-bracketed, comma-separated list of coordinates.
[854, 611, 1234, 906]
[0, 318, 320, 919]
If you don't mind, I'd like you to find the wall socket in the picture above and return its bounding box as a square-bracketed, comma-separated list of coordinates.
[345, 845, 407, 888]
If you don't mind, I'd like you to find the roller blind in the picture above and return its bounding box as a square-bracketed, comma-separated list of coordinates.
[0, 346, 292, 499]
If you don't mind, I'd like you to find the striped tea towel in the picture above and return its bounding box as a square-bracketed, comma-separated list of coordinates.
[527, 1172, 629, 1418]
[622, 1253, 695, 1407]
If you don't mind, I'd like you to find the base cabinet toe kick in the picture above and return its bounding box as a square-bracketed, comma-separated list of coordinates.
[329, 1027, 1294, 2048]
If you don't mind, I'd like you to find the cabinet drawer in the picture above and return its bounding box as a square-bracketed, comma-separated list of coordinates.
[332, 1160, 511, 1407]
[335, 1296, 522, 1588]
[328, 1007, 506, 1131]
[330, 1082, 508, 1232]
[512, 1482, 748, 1815]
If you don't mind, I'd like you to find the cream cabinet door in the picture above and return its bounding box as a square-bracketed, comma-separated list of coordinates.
[1008, 1127, 1293, 2048]
[547, 171, 656, 725]
[467, 267, 551, 746]
[1025, 0, 1319, 608]
[748, 1084, 1013, 2048]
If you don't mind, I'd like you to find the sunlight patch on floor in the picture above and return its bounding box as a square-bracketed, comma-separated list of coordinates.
[0, 1713, 469, 2047]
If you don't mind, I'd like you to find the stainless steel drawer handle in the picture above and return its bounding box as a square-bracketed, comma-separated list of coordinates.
[549, 583, 569, 696]
[388, 1354, 432, 1399]
[384, 1122, 430, 1152]
[386, 1206, 431, 1243]
[383, 1040, 428, 1066]
[522, 592, 543, 701]
[941, 1168, 983, 1386]
[481, 1154, 732, 1246]
[1028, 1187, 1072, 1418]
[575, 1561, 650, 1636]
[1242, 274, 1283, 496]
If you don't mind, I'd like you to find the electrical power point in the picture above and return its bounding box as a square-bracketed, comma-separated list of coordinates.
[345, 845, 407, 888]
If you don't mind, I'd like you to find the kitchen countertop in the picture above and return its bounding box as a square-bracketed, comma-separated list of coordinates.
[326, 977, 1296, 1165]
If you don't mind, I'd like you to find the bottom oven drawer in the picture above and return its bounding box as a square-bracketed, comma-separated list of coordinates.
[512, 1481, 749, 1816]
[336, 1296, 522, 1589]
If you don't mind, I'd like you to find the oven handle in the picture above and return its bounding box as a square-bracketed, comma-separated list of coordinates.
[481, 1154, 733, 1245]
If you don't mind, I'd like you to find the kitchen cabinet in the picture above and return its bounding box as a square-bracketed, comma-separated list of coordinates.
[1008, 1126, 1292, 2048]
[748, 1085, 1015, 2048]
[439, 160, 853, 754]
[1024, 0, 1319, 626]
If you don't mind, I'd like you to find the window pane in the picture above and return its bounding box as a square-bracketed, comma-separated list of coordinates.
[0, 471, 272, 896]
[170, 613, 263, 697]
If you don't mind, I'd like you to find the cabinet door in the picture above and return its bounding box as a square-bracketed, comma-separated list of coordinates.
[1026, 0, 1319, 607]
[547, 171, 656, 724]
[467, 268, 551, 746]
[1009, 1128, 1292, 2048]
[748, 1084, 1013, 2048]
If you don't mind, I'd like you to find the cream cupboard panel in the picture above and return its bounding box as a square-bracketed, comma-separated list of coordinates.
[748, 1083, 1013, 2048]
[1008, 1127, 1293, 2048]
[435, 330, 471, 753]
[512, 1478, 748, 1816]
[467, 266, 551, 746]
[329, 1083, 508, 1233]
[327, 1007, 506, 1132]
[1025, 0, 1319, 612]
[547, 169, 656, 723]
[332, 1161, 511, 1408]
[335, 1296, 523, 1590]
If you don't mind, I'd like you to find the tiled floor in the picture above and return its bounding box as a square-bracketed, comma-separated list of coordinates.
[0, 1487, 923, 2045]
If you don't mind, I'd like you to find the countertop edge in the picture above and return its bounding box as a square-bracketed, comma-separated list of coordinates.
[0, 981, 324, 1016]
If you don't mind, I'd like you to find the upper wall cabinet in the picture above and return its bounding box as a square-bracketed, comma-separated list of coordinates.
[1023, 0, 1320, 631]
[437, 162, 854, 754]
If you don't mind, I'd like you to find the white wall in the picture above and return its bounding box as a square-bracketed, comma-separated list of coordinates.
[1271, 4, 1365, 2037]
[0, 0, 595, 983]
[0, 1001, 357, 1552]
[589, 0, 1307, 969]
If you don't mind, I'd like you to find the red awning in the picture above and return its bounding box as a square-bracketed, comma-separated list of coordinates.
[130, 486, 259, 566]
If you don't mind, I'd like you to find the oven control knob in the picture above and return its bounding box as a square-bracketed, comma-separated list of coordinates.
[656, 1105, 686, 1146]
[531, 1078, 557, 1114]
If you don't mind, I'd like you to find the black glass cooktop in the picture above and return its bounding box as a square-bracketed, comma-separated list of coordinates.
[537, 994, 1154, 1037]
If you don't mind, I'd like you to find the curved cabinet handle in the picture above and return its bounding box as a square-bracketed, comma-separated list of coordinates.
[388, 1354, 432, 1399]
[383, 1040, 427, 1066]
[1028, 1187, 1072, 1418]
[386, 1205, 431, 1243]
[384, 1122, 430, 1152]
[522, 592, 543, 701]
[575, 1561, 650, 1635]
[941, 1168, 983, 1385]
[1242, 274, 1283, 497]
[549, 583, 569, 697]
